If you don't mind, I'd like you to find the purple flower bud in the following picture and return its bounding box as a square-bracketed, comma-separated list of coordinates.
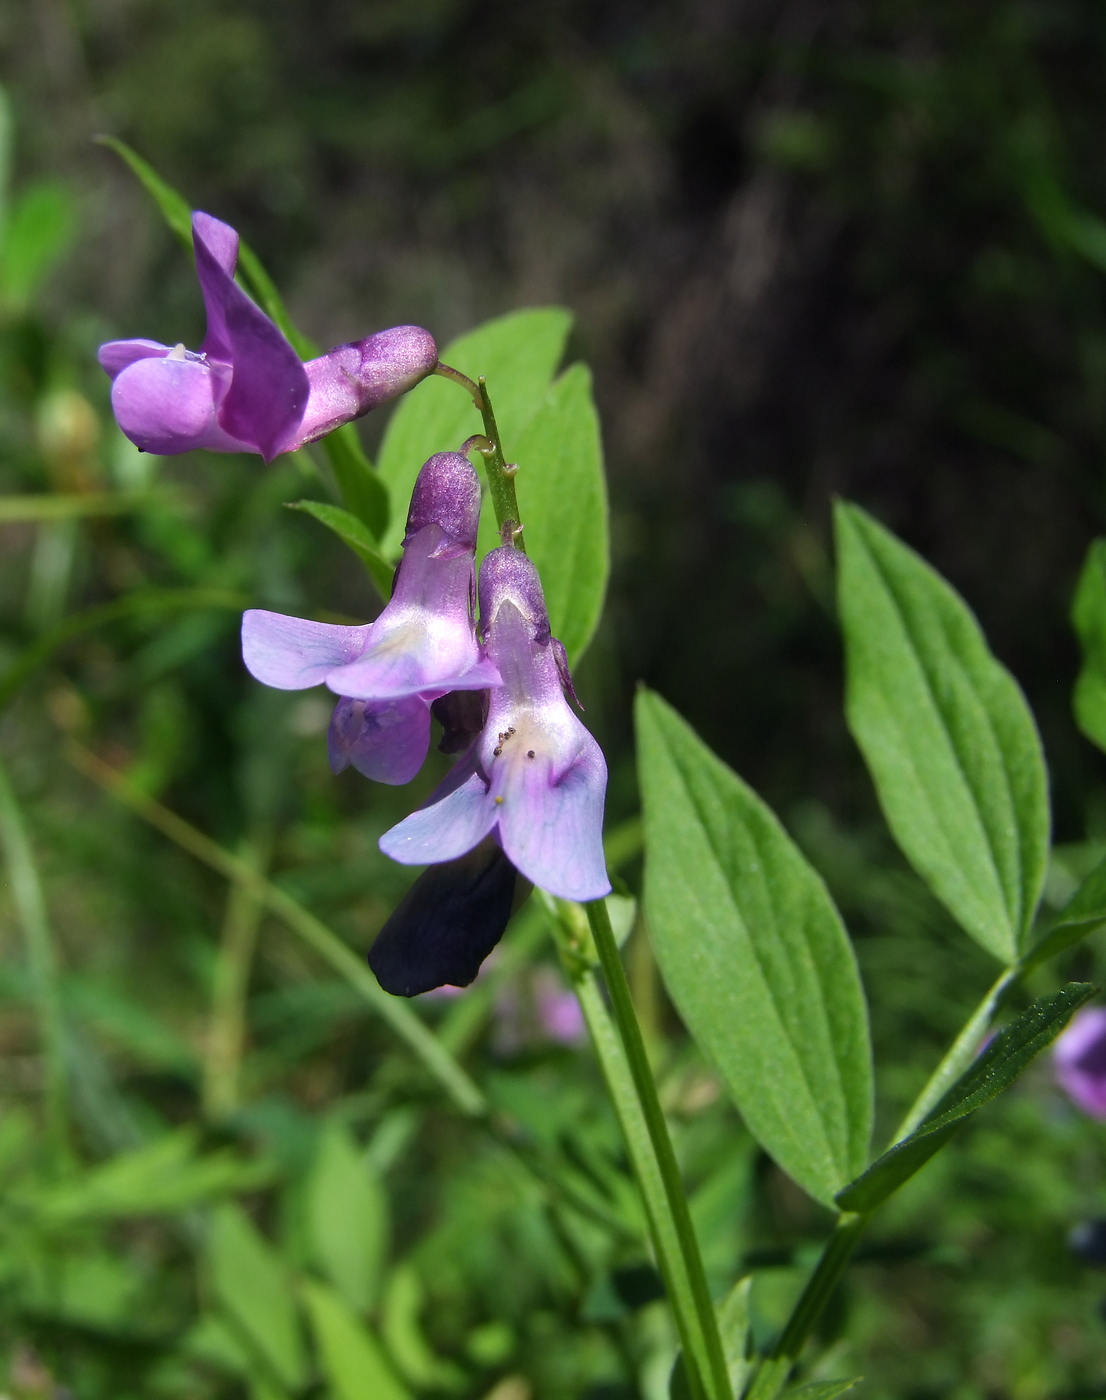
[242, 453, 496, 783]
[1055, 1006, 1106, 1118]
[379, 547, 610, 904]
[99, 211, 437, 461]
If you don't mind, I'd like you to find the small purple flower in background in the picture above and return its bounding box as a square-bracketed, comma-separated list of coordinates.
[379, 546, 610, 903]
[99, 211, 437, 460]
[241, 452, 499, 784]
[1054, 1005, 1106, 1118]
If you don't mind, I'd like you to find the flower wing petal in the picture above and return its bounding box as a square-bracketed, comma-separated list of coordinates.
[327, 695, 430, 786]
[98, 339, 171, 380]
[110, 355, 237, 455]
[242, 610, 370, 689]
[378, 765, 498, 865]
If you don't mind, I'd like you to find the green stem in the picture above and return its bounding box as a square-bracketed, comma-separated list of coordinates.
[202, 831, 271, 1120]
[893, 965, 1018, 1142]
[0, 756, 69, 1168]
[433, 363, 525, 548]
[550, 896, 730, 1400]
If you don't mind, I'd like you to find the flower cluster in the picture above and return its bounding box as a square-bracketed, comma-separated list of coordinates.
[97, 210, 609, 996]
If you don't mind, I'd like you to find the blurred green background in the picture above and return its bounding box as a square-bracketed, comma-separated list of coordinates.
[3, 1, 1106, 1397]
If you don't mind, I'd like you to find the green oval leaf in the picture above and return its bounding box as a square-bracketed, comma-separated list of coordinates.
[376, 307, 572, 557]
[835, 502, 1049, 964]
[835, 982, 1093, 1213]
[307, 1120, 389, 1314]
[303, 1278, 411, 1400]
[636, 689, 873, 1208]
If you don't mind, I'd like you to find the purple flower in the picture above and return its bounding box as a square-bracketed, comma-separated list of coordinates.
[379, 546, 610, 902]
[99, 211, 437, 461]
[241, 452, 498, 785]
[1054, 1005, 1106, 1118]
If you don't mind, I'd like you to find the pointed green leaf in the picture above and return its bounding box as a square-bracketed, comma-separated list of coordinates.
[835, 502, 1049, 963]
[1073, 539, 1106, 753]
[377, 308, 573, 557]
[303, 1278, 411, 1400]
[1023, 855, 1106, 972]
[207, 1203, 307, 1390]
[718, 1276, 754, 1397]
[637, 689, 873, 1208]
[286, 500, 394, 598]
[307, 1121, 389, 1314]
[475, 362, 607, 660]
[319, 426, 390, 540]
[836, 983, 1093, 1213]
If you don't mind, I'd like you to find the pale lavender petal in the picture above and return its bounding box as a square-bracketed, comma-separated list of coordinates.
[97, 339, 171, 380]
[192, 212, 309, 461]
[329, 645, 498, 701]
[327, 695, 430, 785]
[242, 610, 370, 689]
[379, 766, 498, 866]
[1055, 1006, 1106, 1118]
[110, 355, 246, 456]
[493, 735, 610, 902]
[292, 326, 438, 448]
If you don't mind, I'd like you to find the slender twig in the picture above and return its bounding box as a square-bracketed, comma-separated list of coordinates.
[0, 757, 70, 1168]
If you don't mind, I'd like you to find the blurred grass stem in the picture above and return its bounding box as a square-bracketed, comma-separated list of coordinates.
[0, 756, 69, 1168]
[202, 830, 272, 1120]
[63, 740, 487, 1119]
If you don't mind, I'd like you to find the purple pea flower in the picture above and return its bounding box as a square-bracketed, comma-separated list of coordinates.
[1054, 1005, 1106, 1119]
[379, 546, 610, 902]
[99, 211, 437, 461]
[240, 452, 499, 785]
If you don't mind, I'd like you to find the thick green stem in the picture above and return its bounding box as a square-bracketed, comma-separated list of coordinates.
[549, 896, 729, 1400]
[433, 363, 525, 548]
[0, 756, 69, 1167]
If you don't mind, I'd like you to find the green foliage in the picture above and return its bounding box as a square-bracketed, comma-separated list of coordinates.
[636, 687, 873, 1207]
[306, 1119, 389, 1313]
[836, 983, 1093, 1213]
[1073, 538, 1106, 752]
[835, 502, 1050, 965]
[0, 181, 75, 314]
[286, 499, 395, 598]
[377, 308, 572, 556]
[303, 1279, 411, 1400]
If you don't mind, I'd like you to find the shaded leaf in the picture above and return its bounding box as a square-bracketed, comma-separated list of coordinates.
[637, 689, 873, 1208]
[207, 1203, 307, 1390]
[783, 1381, 862, 1399]
[377, 308, 572, 557]
[1073, 539, 1106, 753]
[1023, 854, 1106, 972]
[0, 181, 75, 310]
[835, 983, 1093, 1213]
[303, 1278, 411, 1400]
[836, 502, 1049, 963]
[286, 500, 394, 598]
[476, 363, 608, 662]
[718, 1276, 754, 1397]
[307, 1120, 389, 1313]
[381, 1263, 468, 1390]
[318, 426, 391, 541]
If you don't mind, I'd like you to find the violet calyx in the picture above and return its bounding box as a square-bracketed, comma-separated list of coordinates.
[241, 452, 498, 784]
[99, 211, 436, 461]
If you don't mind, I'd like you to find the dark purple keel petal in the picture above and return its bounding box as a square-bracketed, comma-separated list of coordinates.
[379, 767, 498, 865]
[98, 339, 172, 380]
[192, 211, 309, 461]
[495, 741, 611, 902]
[242, 610, 370, 689]
[110, 355, 244, 455]
[367, 841, 519, 996]
[327, 695, 431, 785]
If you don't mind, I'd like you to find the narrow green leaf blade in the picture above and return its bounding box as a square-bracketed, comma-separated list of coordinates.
[307, 1121, 389, 1313]
[717, 1276, 754, 1397]
[479, 362, 607, 661]
[286, 500, 395, 598]
[207, 1203, 307, 1390]
[637, 689, 873, 1207]
[320, 426, 390, 539]
[835, 983, 1093, 1212]
[836, 502, 1049, 962]
[97, 137, 193, 250]
[376, 307, 573, 557]
[1023, 854, 1106, 973]
[1073, 539, 1106, 753]
[303, 1279, 411, 1400]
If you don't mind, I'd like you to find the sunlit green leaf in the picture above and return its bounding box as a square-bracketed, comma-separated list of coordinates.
[303, 1278, 411, 1400]
[307, 1120, 389, 1314]
[377, 307, 572, 557]
[381, 1263, 468, 1390]
[835, 983, 1093, 1213]
[1073, 538, 1106, 753]
[636, 688, 873, 1207]
[207, 1203, 307, 1390]
[836, 502, 1049, 964]
[286, 499, 394, 598]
